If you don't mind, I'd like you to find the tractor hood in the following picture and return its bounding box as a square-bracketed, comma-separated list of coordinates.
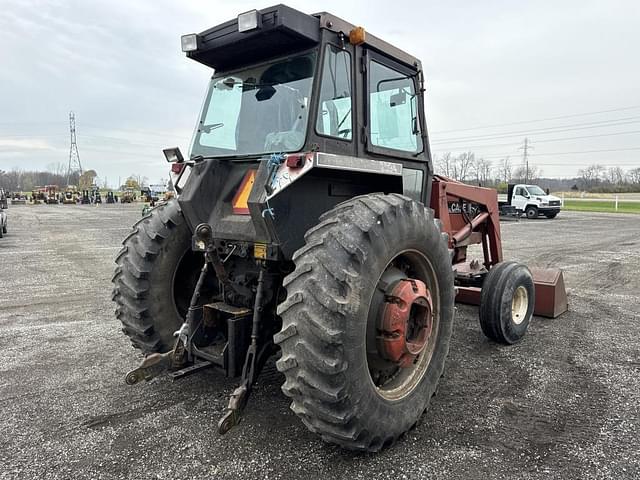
[183, 5, 320, 71]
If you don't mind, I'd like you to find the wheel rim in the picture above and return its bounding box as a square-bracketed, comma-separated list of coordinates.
[511, 285, 528, 325]
[366, 250, 440, 401]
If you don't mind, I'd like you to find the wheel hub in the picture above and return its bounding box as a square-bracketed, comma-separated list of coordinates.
[377, 278, 433, 368]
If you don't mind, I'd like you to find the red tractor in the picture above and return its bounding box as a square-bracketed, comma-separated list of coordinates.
[113, 5, 567, 451]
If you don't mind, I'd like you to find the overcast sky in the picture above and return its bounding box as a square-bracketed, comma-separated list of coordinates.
[1, 0, 639, 185]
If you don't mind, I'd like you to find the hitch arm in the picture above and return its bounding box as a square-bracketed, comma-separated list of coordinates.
[218, 265, 271, 434]
[124, 255, 210, 385]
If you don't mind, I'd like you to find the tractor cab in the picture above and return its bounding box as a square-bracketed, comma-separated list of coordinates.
[183, 6, 427, 164]
[173, 6, 431, 259]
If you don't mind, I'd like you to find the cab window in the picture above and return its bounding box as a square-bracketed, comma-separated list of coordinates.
[369, 60, 421, 153]
[316, 45, 352, 140]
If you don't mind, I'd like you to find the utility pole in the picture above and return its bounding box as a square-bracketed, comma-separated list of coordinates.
[67, 111, 83, 185]
[519, 137, 533, 183]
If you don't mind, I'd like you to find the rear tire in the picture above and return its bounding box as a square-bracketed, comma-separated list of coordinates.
[276, 193, 455, 451]
[479, 262, 534, 344]
[112, 199, 204, 354]
[525, 206, 538, 219]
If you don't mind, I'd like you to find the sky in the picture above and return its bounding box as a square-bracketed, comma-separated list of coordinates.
[1, 0, 639, 186]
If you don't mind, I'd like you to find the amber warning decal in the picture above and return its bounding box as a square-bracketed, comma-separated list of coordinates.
[232, 169, 256, 215]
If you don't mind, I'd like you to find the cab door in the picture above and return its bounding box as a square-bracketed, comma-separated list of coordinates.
[362, 49, 428, 203]
[512, 186, 529, 210]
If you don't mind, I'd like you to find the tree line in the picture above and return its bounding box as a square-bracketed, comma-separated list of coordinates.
[435, 152, 640, 192]
[0, 165, 149, 193]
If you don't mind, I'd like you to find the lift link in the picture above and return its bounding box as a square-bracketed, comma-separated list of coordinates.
[124, 242, 213, 385]
[218, 264, 269, 434]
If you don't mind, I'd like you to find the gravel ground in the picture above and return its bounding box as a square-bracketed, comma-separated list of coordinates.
[0, 204, 638, 480]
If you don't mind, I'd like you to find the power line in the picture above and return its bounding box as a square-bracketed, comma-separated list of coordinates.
[530, 147, 640, 157]
[0, 122, 188, 140]
[430, 129, 640, 151]
[82, 124, 187, 140]
[431, 146, 640, 160]
[431, 117, 640, 145]
[430, 105, 640, 134]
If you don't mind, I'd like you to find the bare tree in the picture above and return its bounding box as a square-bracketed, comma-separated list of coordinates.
[628, 167, 640, 184]
[131, 174, 149, 188]
[513, 163, 542, 183]
[436, 152, 454, 177]
[47, 162, 67, 177]
[453, 151, 475, 182]
[496, 157, 512, 183]
[607, 166, 625, 185]
[474, 158, 492, 185]
[578, 164, 606, 188]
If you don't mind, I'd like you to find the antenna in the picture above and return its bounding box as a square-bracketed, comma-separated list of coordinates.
[67, 111, 83, 185]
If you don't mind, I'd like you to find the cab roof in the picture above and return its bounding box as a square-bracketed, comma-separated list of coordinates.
[186, 4, 421, 72]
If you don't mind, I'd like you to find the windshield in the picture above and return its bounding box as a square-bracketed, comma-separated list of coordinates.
[526, 185, 546, 196]
[190, 51, 316, 158]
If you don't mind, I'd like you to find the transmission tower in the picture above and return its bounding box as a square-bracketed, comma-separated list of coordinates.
[67, 111, 83, 185]
[519, 137, 533, 183]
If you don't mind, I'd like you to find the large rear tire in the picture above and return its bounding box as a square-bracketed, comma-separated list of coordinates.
[275, 193, 455, 451]
[112, 200, 203, 354]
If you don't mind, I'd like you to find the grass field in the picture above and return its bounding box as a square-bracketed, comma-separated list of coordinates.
[563, 199, 640, 214]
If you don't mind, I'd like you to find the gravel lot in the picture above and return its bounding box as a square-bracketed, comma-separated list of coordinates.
[1, 204, 638, 479]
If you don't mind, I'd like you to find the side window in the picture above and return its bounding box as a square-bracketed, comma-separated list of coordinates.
[515, 187, 523, 196]
[369, 60, 421, 153]
[316, 45, 352, 140]
[403, 168, 423, 203]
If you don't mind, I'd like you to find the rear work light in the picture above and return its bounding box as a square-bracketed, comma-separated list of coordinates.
[232, 170, 256, 215]
[181, 34, 199, 52]
[238, 10, 261, 32]
[163, 147, 184, 163]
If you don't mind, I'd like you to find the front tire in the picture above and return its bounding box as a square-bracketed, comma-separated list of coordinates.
[479, 262, 535, 344]
[544, 211, 558, 219]
[275, 193, 455, 451]
[112, 200, 204, 354]
[525, 206, 538, 219]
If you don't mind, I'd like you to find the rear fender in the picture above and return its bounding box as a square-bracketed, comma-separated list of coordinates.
[249, 152, 403, 259]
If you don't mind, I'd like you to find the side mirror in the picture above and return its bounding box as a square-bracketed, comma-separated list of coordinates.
[256, 85, 276, 101]
[390, 90, 407, 107]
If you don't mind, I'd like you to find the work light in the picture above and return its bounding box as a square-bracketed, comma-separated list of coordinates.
[163, 147, 184, 163]
[238, 10, 261, 32]
[181, 34, 199, 52]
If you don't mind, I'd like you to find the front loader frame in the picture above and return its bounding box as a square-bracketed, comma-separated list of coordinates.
[431, 175, 568, 318]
